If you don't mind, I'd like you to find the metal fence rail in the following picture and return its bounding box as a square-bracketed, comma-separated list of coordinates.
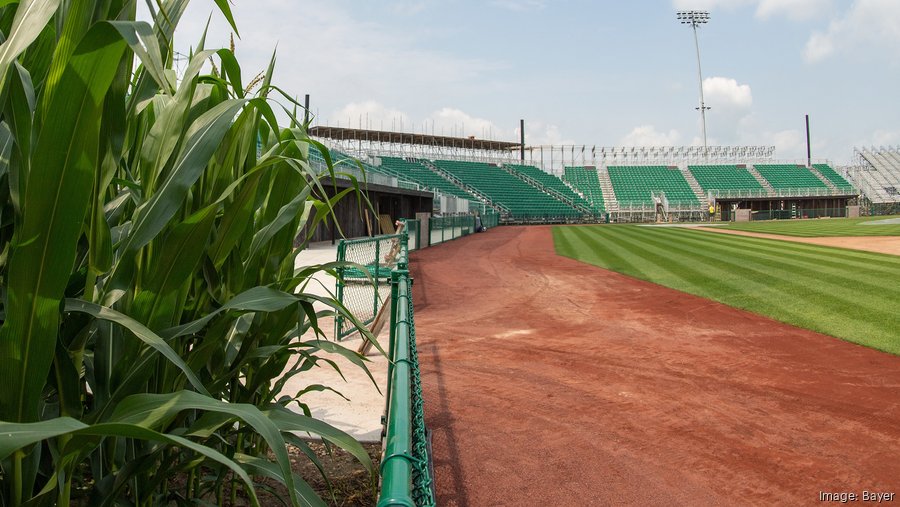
[751, 207, 849, 221]
[335, 234, 408, 339]
[377, 244, 436, 507]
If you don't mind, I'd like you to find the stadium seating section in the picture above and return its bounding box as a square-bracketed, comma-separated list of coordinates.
[506, 164, 593, 210]
[563, 166, 605, 211]
[688, 165, 764, 192]
[377, 156, 472, 199]
[812, 164, 853, 191]
[753, 164, 827, 190]
[432, 159, 582, 218]
[310, 145, 865, 217]
[608, 166, 700, 206]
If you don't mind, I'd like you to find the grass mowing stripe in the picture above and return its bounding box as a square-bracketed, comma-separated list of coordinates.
[659, 229, 900, 298]
[563, 226, 645, 279]
[583, 227, 712, 293]
[584, 227, 898, 351]
[689, 229, 900, 271]
[608, 227, 893, 334]
[718, 215, 900, 237]
[554, 225, 900, 354]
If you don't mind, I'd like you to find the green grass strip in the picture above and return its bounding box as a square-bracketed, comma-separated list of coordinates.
[717, 215, 900, 237]
[553, 225, 900, 355]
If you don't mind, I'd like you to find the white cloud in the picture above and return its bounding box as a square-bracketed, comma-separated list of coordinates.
[427, 107, 499, 138]
[327, 102, 570, 145]
[491, 0, 546, 11]
[620, 126, 681, 146]
[803, 0, 900, 63]
[870, 129, 900, 146]
[672, 0, 753, 10]
[389, 1, 428, 15]
[703, 76, 752, 111]
[330, 101, 411, 130]
[771, 129, 805, 155]
[672, 0, 833, 19]
[755, 0, 835, 20]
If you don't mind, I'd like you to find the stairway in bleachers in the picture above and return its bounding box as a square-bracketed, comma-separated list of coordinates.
[808, 165, 837, 191]
[746, 166, 777, 196]
[596, 168, 619, 211]
[680, 168, 709, 209]
[502, 164, 594, 215]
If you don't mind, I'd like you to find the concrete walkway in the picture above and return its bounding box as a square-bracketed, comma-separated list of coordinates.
[280, 241, 389, 442]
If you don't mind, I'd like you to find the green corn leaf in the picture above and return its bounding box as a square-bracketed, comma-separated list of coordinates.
[0, 418, 259, 505]
[161, 285, 300, 339]
[63, 299, 210, 397]
[233, 453, 326, 507]
[247, 183, 312, 263]
[0, 0, 59, 89]
[130, 205, 217, 330]
[107, 98, 247, 298]
[208, 168, 263, 268]
[211, 0, 239, 36]
[266, 406, 375, 476]
[108, 390, 299, 506]
[109, 21, 171, 94]
[0, 21, 126, 423]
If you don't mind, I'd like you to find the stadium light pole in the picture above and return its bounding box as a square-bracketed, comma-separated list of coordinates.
[677, 10, 711, 159]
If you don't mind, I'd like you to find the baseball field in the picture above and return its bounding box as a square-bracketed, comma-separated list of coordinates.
[553, 220, 900, 354]
[412, 220, 900, 506]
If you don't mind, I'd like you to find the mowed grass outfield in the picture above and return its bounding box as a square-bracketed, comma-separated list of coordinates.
[719, 215, 900, 236]
[553, 225, 900, 355]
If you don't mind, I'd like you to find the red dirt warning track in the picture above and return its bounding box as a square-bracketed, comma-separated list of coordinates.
[410, 226, 900, 506]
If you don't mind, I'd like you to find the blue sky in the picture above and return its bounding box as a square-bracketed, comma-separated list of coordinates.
[151, 0, 900, 164]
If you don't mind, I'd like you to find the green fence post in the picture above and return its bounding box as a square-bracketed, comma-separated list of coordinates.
[335, 240, 346, 339]
[374, 238, 381, 323]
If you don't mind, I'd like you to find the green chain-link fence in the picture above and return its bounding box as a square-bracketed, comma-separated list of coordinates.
[378, 255, 436, 507]
[335, 234, 408, 339]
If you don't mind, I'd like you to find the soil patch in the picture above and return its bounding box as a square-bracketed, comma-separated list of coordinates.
[699, 227, 900, 256]
[410, 226, 900, 506]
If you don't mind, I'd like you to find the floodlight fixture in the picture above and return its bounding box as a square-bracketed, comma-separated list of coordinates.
[677, 10, 711, 158]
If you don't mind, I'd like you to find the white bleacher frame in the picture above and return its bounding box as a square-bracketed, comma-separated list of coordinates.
[850, 147, 900, 203]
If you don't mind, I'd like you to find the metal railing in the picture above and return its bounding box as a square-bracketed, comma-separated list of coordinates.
[750, 207, 849, 221]
[378, 242, 436, 507]
[706, 186, 856, 199]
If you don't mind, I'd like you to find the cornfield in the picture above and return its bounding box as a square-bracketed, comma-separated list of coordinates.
[0, 1, 377, 505]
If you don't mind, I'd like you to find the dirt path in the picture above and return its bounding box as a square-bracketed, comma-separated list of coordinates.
[698, 227, 900, 256]
[410, 226, 900, 506]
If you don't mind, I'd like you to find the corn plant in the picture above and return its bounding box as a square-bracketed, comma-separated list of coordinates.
[0, 1, 377, 505]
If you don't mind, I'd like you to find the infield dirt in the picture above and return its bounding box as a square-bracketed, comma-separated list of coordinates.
[699, 227, 900, 256]
[410, 225, 900, 506]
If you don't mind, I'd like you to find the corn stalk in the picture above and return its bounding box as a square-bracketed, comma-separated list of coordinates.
[0, 1, 376, 505]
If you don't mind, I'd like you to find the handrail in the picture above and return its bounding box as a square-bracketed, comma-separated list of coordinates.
[377, 237, 435, 507]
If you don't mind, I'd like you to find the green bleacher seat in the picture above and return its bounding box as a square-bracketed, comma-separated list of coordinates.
[812, 164, 854, 191]
[753, 164, 827, 190]
[688, 165, 763, 192]
[608, 166, 700, 207]
[432, 159, 582, 219]
[563, 166, 605, 211]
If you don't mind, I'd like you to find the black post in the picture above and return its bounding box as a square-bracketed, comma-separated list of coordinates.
[805, 114, 811, 167]
[520, 119, 525, 163]
[304, 94, 310, 125]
